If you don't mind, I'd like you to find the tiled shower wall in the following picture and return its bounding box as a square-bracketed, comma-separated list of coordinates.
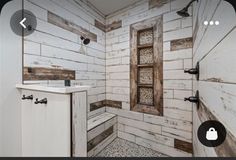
[23, 0, 195, 157]
[192, 0, 236, 157]
[105, 0, 194, 157]
[23, 0, 106, 115]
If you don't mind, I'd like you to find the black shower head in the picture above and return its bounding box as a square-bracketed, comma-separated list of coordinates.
[80, 36, 90, 45]
[177, 7, 190, 17]
[83, 38, 90, 45]
[177, 0, 198, 17]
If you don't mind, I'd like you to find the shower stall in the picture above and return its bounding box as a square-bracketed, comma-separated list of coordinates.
[0, 0, 236, 157]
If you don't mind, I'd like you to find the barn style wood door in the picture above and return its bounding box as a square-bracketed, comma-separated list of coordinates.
[130, 16, 163, 116]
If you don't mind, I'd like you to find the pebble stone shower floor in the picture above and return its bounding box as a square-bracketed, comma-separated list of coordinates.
[96, 138, 167, 157]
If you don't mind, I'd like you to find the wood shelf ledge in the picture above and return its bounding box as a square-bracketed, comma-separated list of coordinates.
[137, 64, 154, 68]
[138, 84, 153, 88]
[137, 44, 153, 49]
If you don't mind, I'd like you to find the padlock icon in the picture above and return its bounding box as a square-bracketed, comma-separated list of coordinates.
[206, 127, 218, 140]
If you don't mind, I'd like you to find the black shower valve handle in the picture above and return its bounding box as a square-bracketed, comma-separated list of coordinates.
[184, 68, 198, 74]
[184, 62, 200, 80]
[184, 91, 200, 109]
[35, 98, 48, 105]
[184, 96, 198, 103]
[22, 95, 33, 100]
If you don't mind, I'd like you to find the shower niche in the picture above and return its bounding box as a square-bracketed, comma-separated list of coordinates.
[130, 16, 163, 116]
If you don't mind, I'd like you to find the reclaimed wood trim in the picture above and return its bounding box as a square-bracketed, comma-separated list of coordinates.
[174, 139, 193, 154]
[153, 16, 163, 115]
[149, 0, 169, 9]
[24, 67, 75, 81]
[90, 100, 122, 111]
[130, 26, 138, 112]
[137, 64, 154, 68]
[137, 44, 153, 49]
[130, 16, 163, 116]
[95, 19, 106, 32]
[87, 126, 114, 151]
[132, 104, 160, 116]
[106, 20, 122, 32]
[95, 20, 122, 33]
[105, 100, 122, 109]
[90, 101, 105, 112]
[198, 101, 236, 156]
[171, 37, 193, 51]
[48, 11, 97, 42]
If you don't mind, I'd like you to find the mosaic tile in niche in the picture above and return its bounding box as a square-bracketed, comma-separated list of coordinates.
[139, 29, 153, 45]
[139, 48, 153, 64]
[139, 68, 153, 84]
[139, 88, 153, 105]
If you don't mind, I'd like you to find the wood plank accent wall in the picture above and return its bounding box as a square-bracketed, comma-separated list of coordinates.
[130, 16, 163, 116]
[174, 139, 193, 154]
[106, 20, 122, 32]
[149, 0, 169, 9]
[90, 101, 104, 111]
[90, 100, 122, 111]
[95, 19, 106, 32]
[87, 126, 114, 151]
[95, 19, 122, 33]
[48, 11, 97, 42]
[24, 67, 75, 81]
[171, 37, 193, 51]
[198, 101, 236, 157]
[192, 0, 236, 157]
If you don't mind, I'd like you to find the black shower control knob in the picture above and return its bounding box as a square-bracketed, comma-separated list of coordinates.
[184, 91, 200, 109]
[184, 68, 198, 74]
[184, 97, 198, 103]
[184, 62, 200, 80]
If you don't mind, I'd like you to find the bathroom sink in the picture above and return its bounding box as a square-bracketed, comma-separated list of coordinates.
[16, 84, 91, 94]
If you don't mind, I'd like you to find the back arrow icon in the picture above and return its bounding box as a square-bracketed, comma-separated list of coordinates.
[20, 18, 26, 29]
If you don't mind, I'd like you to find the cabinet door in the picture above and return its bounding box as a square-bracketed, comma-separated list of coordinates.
[22, 90, 71, 157]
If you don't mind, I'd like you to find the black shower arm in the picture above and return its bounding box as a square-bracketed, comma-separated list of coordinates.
[185, 0, 198, 10]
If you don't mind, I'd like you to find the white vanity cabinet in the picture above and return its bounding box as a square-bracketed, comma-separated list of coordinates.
[21, 90, 71, 157]
[17, 85, 89, 157]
